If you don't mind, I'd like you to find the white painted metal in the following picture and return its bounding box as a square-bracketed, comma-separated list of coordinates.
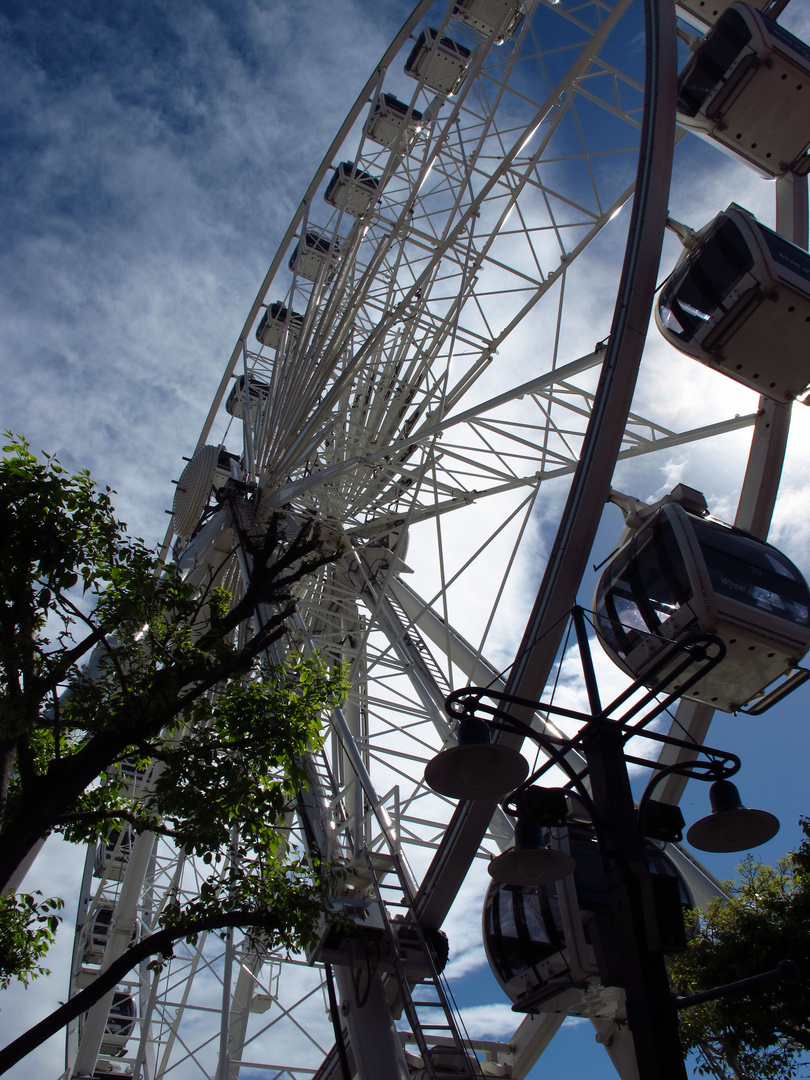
[676, 0, 790, 29]
[64, 0, 807, 1077]
[675, 3, 810, 178]
[71, 834, 154, 1076]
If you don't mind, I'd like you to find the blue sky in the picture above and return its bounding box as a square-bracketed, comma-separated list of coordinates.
[2, 1, 810, 1078]
[0, 0, 412, 541]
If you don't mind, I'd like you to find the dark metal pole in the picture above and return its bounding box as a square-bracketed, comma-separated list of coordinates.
[570, 611, 689, 1077]
[675, 960, 800, 1012]
[581, 720, 689, 1080]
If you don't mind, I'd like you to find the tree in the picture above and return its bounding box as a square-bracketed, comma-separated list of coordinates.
[669, 820, 810, 1080]
[0, 434, 346, 999]
[0, 891, 63, 990]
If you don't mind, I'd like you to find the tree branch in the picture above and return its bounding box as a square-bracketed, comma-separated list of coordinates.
[0, 907, 310, 1075]
[774, 1023, 810, 1052]
[53, 808, 176, 838]
[31, 623, 108, 700]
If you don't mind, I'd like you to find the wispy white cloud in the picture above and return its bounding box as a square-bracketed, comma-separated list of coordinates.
[458, 1001, 519, 1039]
[0, 0, 412, 543]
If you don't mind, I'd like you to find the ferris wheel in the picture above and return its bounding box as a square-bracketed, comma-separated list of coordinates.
[63, 0, 810, 1078]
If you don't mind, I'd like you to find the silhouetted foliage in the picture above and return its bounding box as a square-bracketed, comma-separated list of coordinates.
[0, 435, 344, 997]
[670, 821, 810, 1079]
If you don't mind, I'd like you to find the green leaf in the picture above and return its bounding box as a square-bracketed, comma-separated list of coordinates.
[0, 435, 343, 984]
[669, 824, 810, 1079]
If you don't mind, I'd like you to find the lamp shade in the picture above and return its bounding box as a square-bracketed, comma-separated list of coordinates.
[424, 744, 529, 800]
[487, 818, 576, 886]
[424, 715, 528, 799]
[488, 847, 577, 886]
[686, 780, 779, 853]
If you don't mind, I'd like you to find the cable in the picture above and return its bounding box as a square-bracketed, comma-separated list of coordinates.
[324, 963, 352, 1080]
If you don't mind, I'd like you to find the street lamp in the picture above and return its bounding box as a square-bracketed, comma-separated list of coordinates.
[425, 607, 780, 1080]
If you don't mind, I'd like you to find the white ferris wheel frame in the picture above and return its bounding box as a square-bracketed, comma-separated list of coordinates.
[63, 1, 807, 1078]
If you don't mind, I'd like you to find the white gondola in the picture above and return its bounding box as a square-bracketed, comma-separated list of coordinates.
[676, 0, 789, 30]
[364, 93, 424, 152]
[93, 827, 133, 882]
[254, 301, 304, 350]
[593, 494, 810, 713]
[79, 992, 136, 1058]
[324, 161, 381, 218]
[81, 901, 139, 964]
[226, 374, 271, 421]
[676, 3, 810, 178]
[452, 0, 523, 43]
[288, 230, 342, 283]
[106, 757, 153, 797]
[656, 203, 810, 403]
[483, 821, 691, 1017]
[82, 903, 115, 964]
[405, 28, 471, 95]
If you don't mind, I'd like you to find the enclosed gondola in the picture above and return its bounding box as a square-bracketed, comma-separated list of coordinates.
[255, 301, 304, 350]
[364, 93, 424, 152]
[676, 0, 789, 31]
[93, 827, 133, 882]
[483, 819, 691, 1017]
[656, 203, 810, 403]
[79, 991, 137, 1058]
[80, 902, 139, 967]
[452, 0, 524, 43]
[405, 28, 471, 95]
[225, 374, 271, 421]
[288, 230, 342, 283]
[324, 161, 382, 218]
[593, 490, 810, 713]
[676, 3, 810, 178]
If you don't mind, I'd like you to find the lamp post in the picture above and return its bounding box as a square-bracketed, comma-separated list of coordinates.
[425, 607, 780, 1080]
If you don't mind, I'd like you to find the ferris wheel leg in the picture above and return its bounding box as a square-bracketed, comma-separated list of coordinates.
[735, 174, 807, 539]
[735, 399, 791, 540]
[776, 171, 809, 249]
[71, 831, 154, 1075]
[592, 1018, 640, 1080]
[334, 967, 411, 1080]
